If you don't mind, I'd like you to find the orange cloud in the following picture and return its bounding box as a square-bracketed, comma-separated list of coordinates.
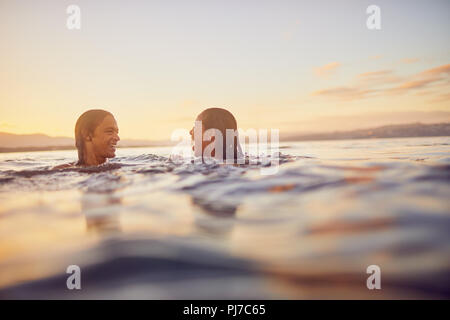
[389, 64, 450, 94]
[314, 62, 341, 78]
[395, 79, 432, 90]
[419, 64, 450, 77]
[401, 58, 420, 64]
[356, 70, 402, 85]
[312, 64, 450, 100]
[312, 87, 375, 100]
[358, 70, 393, 78]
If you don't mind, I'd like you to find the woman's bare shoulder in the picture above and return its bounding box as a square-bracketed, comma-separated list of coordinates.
[52, 162, 77, 170]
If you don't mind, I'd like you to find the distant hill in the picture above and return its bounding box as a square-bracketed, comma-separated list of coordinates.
[1, 122, 449, 152]
[282, 122, 450, 142]
[0, 132, 73, 148]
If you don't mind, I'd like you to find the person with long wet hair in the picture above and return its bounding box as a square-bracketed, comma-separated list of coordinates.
[54, 109, 120, 169]
[189, 107, 242, 162]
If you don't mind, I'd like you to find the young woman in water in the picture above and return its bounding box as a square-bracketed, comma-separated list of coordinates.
[189, 107, 243, 162]
[54, 109, 120, 169]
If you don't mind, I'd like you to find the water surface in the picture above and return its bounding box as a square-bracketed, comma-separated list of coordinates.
[0, 137, 449, 299]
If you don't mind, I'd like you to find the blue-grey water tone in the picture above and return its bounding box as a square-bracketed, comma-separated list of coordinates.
[0, 137, 449, 299]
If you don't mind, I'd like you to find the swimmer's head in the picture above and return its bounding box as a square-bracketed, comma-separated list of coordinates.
[189, 107, 240, 160]
[75, 109, 120, 166]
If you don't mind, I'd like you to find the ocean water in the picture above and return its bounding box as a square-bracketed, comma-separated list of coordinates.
[0, 137, 449, 299]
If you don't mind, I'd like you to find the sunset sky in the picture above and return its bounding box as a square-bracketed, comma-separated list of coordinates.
[1, 0, 449, 140]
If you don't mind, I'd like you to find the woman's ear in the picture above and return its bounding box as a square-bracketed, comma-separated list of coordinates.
[81, 129, 92, 142]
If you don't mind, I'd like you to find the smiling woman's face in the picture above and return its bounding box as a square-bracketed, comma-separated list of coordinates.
[91, 115, 120, 159]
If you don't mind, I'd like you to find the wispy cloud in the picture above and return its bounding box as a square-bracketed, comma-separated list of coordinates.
[312, 86, 375, 100]
[389, 64, 450, 94]
[314, 62, 341, 78]
[419, 64, 450, 76]
[358, 70, 393, 78]
[356, 69, 402, 85]
[390, 79, 433, 91]
[312, 64, 450, 101]
[401, 58, 420, 64]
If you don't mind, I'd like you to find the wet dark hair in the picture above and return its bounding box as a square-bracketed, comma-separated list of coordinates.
[75, 109, 112, 165]
[197, 107, 240, 160]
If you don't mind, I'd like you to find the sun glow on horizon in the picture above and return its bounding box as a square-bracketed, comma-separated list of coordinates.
[1, 0, 449, 141]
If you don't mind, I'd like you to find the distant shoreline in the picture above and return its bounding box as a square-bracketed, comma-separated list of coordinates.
[1, 122, 449, 153]
[282, 133, 450, 143]
[0, 145, 164, 154]
[1, 134, 448, 154]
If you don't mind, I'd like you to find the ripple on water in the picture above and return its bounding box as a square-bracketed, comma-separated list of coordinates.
[0, 138, 449, 298]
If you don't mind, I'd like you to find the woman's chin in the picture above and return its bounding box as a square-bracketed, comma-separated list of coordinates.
[106, 149, 116, 158]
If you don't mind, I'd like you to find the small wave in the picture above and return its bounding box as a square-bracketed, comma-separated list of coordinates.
[408, 164, 450, 183]
[1, 138, 449, 298]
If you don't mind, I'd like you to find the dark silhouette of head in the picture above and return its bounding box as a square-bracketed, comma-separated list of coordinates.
[75, 109, 120, 166]
[190, 107, 241, 160]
